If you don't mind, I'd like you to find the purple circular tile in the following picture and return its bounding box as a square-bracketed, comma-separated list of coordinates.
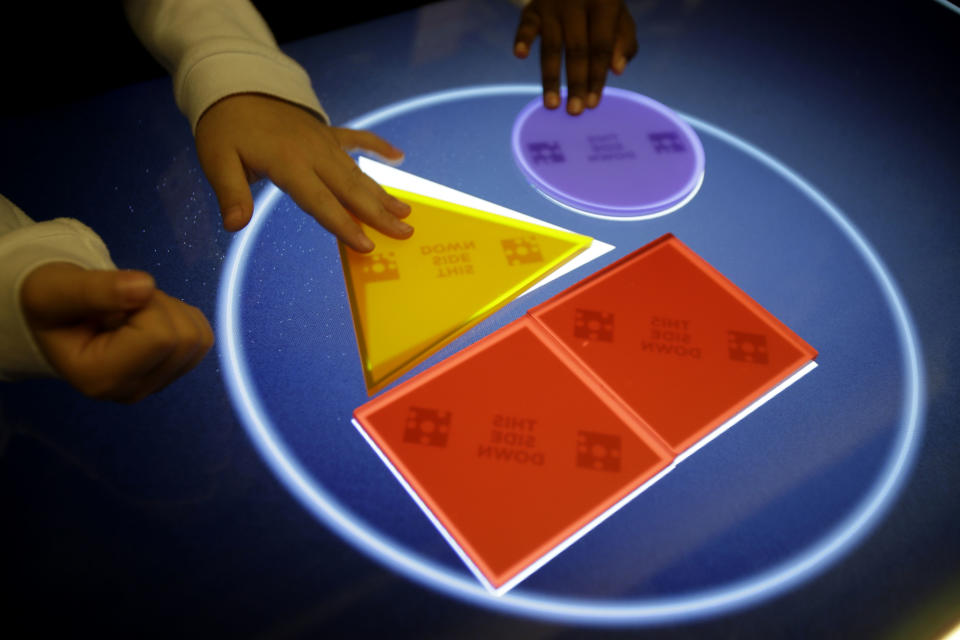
[512, 88, 705, 219]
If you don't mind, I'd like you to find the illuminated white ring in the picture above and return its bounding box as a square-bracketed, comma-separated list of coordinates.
[217, 84, 925, 625]
[932, 0, 960, 17]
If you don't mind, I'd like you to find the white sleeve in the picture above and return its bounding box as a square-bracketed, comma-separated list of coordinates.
[0, 195, 116, 381]
[124, 0, 330, 133]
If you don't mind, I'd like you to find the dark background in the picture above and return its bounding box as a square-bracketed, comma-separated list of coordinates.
[1, 2, 438, 114]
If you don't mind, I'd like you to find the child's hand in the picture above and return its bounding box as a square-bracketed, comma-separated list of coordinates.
[21, 263, 214, 403]
[513, 0, 638, 115]
[194, 94, 413, 253]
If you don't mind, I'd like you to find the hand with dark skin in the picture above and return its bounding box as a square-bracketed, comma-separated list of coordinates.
[195, 93, 413, 253]
[514, 0, 638, 115]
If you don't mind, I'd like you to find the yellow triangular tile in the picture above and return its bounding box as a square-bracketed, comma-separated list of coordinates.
[341, 186, 592, 394]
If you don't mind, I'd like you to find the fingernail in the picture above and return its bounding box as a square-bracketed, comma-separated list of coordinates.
[545, 92, 560, 109]
[586, 92, 599, 109]
[397, 221, 414, 236]
[387, 198, 411, 217]
[568, 97, 583, 114]
[116, 271, 154, 305]
[515, 42, 528, 57]
[613, 56, 626, 74]
[356, 236, 375, 253]
[223, 205, 244, 229]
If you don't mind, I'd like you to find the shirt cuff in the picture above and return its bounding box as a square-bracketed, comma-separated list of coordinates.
[175, 38, 330, 133]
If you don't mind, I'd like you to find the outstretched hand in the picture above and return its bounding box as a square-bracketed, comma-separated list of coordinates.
[514, 0, 638, 115]
[21, 263, 214, 403]
[195, 93, 413, 253]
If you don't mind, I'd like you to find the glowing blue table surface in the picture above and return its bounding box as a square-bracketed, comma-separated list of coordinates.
[1, 1, 958, 637]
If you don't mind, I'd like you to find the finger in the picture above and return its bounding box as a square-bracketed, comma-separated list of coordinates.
[514, 5, 541, 58]
[319, 129, 410, 216]
[173, 305, 214, 382]
[331, 130, 409, 218]
[586, 2, 620, 108]
[192, 303, 215, 353]
[539, 12, 563, 109]
[275, 166, 375, 252]
[62, 295, 181, 400]
[133, 295, 211, 399]
[332, 128, 405, 165]
[323, 160, 415, 238]
[560, 5, 590, 115]
[22, 264, 155, 327]
[611, 8, 638, 74]
[197, 146, 255, 231]
[97, 311, 130, 332]
[71, 295, 211, 403]
[330, 130, 411, 218]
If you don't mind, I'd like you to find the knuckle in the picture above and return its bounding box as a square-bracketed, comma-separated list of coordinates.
[202, 328, 215, 353]
[541, 65, 561, 80]
[149, 329, 179, 356]
[197, 316, 215, 351]
[181, 327, 201, 354]
[275, 146, 305, 168]
[192, 314, 213, 351]
[590, 43, 614, 59]
[77, 274, 98, 306]
[355, 131, 380, 148]
[566, 45, 589, 60]
[541, 43, 562, 58]
[78, 373, 122, 401]
[192, 324, 211, 354]
[345, 163, 367, 188]
[359, 201, 390, 224]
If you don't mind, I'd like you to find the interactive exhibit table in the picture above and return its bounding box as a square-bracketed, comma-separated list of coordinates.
[3, 1, 959, 637]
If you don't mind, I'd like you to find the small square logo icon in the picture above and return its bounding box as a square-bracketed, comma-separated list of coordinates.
[502, 237, 544, 265]
[527, 141, 565, 164]
[577, 431, 621, 472]
[403, 407, 451, 447]
[574, 309, 615, 342]
[358, 252, 399, 283]
[648, 131, 685, 154]
[727, 331, 769, 364]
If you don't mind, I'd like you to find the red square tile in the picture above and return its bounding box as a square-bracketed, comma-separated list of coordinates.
[530, 235, 818, 453]
[354, 318, 671, 591]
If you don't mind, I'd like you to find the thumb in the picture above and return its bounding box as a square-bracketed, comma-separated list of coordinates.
[331, 128, 405, 164]
[22, 264, 156, 326]
[200, 149, 255, 231]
